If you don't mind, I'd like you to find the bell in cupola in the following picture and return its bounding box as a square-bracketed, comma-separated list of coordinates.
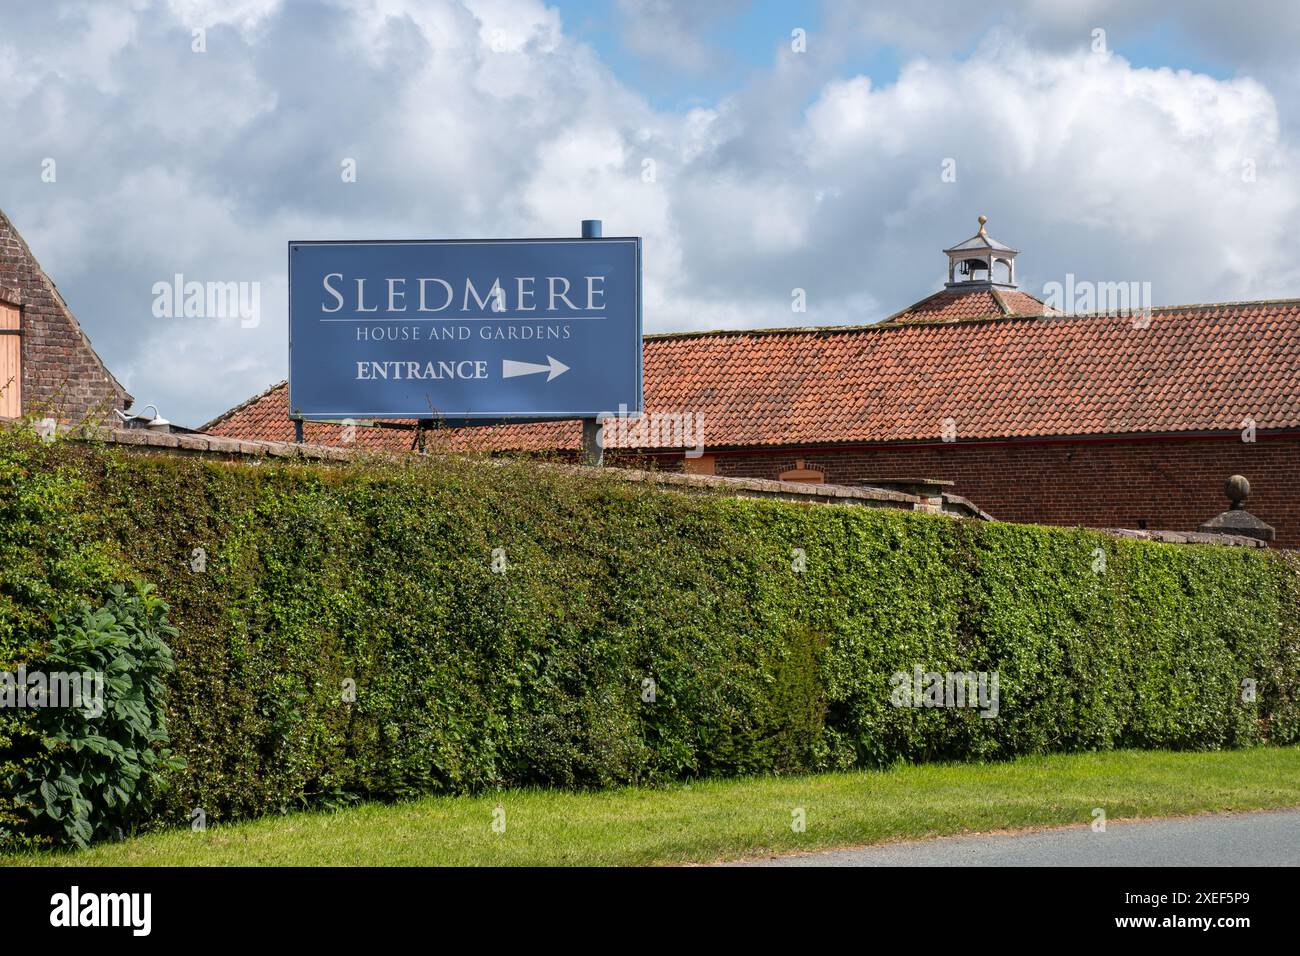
[943, 216, 1019, 288]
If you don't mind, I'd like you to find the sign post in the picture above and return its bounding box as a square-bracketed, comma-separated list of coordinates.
[580, 218, 604, 467]
[287, 226, 642, 458]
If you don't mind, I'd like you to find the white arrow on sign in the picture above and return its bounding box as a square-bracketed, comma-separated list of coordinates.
[502, 355, 570, 382]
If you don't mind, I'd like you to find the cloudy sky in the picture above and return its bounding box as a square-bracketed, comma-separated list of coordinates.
[3, 0, 1299, 425]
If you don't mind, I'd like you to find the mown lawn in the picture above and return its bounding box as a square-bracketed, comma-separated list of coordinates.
[10, 747, 1300, 867]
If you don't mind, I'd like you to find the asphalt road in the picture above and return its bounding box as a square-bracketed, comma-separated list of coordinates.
[734, 809, 1300, 866]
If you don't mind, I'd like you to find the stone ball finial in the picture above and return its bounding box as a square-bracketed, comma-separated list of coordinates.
[1226, 474, 1250, 509]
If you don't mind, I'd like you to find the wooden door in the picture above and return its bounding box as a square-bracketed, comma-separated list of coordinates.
[0, 300, 20, 418]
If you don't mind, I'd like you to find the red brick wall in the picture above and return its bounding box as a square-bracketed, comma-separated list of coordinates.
[0, 209, 130, 423]
[647, 435, 1300, 548]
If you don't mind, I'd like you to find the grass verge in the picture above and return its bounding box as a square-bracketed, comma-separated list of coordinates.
[9, 747, 1300, 867]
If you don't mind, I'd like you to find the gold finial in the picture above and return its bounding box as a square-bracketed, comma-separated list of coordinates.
[977, 215, 988, 236]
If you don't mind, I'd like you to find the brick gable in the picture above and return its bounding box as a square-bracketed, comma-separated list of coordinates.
[0, 207, 131, 422]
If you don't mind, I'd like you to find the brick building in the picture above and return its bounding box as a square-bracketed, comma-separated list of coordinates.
[0, 208, 130, 422]
[203, 219, 1300, 547]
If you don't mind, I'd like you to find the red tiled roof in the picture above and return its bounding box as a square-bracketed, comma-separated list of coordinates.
[207, 381, 579, 452]
[882, 285, 1051, 324]
[203, 298, 1300, 453]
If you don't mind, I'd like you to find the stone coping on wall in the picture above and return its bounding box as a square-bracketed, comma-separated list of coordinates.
[1103, 527, 1268, 548]
[4, 422, 1274, 547]
[90, 424, 961, 513]
[46, 423, 988, 516]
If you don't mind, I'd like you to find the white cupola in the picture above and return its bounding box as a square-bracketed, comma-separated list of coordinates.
[943, 216, 1018, 288]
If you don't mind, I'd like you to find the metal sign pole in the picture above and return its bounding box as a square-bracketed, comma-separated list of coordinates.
[580, 218, 604, 467]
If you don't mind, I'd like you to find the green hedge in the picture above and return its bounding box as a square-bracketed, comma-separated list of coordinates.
[2, 429, 1298, 837]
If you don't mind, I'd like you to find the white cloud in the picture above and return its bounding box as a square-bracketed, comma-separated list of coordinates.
[672, 33, 1300, 312]
[165, 0, 283, 33]
[615, 0, 745, 75]
[1, 1, 1298, 426]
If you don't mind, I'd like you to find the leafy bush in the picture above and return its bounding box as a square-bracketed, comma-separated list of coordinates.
[0, 427, 123, 852]
[5, 582, 181, 848]
[1, 427, 1298, 842]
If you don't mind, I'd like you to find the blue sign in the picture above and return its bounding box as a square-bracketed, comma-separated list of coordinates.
[288, 238, 642, 422]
